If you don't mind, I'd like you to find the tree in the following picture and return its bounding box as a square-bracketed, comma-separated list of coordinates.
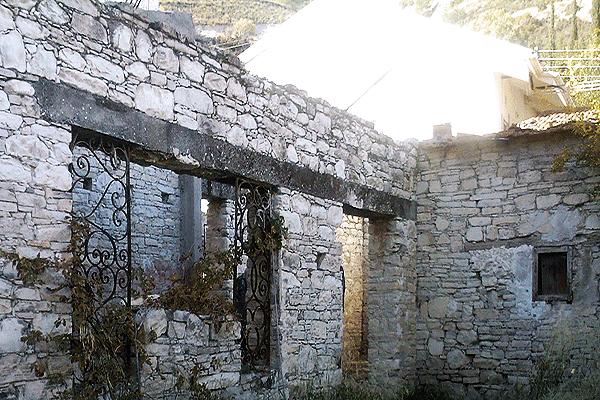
[550, 1, 556, 49]
[593, 0, 600, 46]
[554, 105, 600, 197]
[571, 0, 580, 47]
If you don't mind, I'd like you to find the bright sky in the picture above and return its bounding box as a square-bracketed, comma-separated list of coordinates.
[240, 0, 535, 141]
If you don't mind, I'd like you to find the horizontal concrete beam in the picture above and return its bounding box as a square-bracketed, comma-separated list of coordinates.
[35, 80, 416, 219]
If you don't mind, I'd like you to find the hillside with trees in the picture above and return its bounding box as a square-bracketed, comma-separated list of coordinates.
[400, 0, 596, 49]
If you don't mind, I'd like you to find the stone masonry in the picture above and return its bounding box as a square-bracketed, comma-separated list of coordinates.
[0, 0, 598, 399]
[416, 133, 600, 398]
[0, 0, 416, 398]
[72, 148, 183, 287]
[337, 215, 369, 377]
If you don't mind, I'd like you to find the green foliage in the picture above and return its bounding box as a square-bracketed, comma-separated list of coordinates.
[528, 325, 576, 400]
[158, 214, 286, 319]
[552, 106, 600, 196]
[157, 250, 237, 319]
[593, 0, 600, 45]
[291, 382, 453, 400]
[160, 0, 308, 26]
[402, 0, 592, 49]
[170, 365, 226, 400]
[531, 322, 600, 400]
[8, 208, 287, 399]
[0, 249, 54, 285]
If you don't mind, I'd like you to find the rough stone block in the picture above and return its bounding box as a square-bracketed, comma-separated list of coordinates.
[0, 31, 26, 72]
[135, 83, 174, 120]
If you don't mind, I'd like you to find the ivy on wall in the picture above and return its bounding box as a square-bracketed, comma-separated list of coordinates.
[2, 213, 287, 399]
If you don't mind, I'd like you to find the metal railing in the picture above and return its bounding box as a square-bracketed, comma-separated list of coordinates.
[103, 0, 143, 8]
[536, 48, 600, 92]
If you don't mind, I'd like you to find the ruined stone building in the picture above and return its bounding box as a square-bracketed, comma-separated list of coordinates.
[0, 1, 598, 399]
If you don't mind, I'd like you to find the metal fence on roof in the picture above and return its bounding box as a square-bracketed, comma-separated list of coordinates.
[536, 48, 600, 93]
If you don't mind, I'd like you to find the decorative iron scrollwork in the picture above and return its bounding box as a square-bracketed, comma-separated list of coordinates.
[234, 179, 273, 368]
[122, 0, 143, 8]
[70, 132, 132, 310]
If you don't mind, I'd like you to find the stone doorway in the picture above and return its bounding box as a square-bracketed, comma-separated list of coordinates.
[338, 214, 369, 379]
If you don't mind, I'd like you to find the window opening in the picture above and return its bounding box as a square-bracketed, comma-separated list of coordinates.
[533, 247, 571, 302]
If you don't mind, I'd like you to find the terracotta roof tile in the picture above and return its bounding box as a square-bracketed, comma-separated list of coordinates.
[499, 110, 599, 138]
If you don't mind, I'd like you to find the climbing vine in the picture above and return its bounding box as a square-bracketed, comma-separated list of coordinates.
[553, 107, 600, 197]
[5, 211, 287, 399]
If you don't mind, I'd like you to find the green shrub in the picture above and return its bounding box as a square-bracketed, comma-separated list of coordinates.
[291, 382, 454, 400]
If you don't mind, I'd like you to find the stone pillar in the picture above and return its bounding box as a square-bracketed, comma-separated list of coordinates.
[273, 188, 345, 391]
[179, 175, 203, 278]
[205, 198, 235, 254]
[367, 217, 417, 387]
[0, 80, 74, 397]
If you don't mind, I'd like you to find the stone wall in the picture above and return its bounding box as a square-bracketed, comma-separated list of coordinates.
[130, 163, 181, 281]
[138, 308, 241, 397]
[273, 189, 345, 389]
[0, 0, 416, 399]
[0, 0, 416, 396]
[72, 148, 182, 286]
[0, 49, 73, 400]
[367, 217, 417, 386]
[337, 214, 369, 377]
[0, 0, 415, 201]
[415, 134, 600, 398]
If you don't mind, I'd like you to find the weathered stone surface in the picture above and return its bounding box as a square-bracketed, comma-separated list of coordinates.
[59, 68, 108, 96]
[0, 31, 26, 72]
[0, 158, 30, 182]
[204, 72, 227, 92]
[227, 78, 246, 102]
[428, 297, 455, 319]
[86, 55, 124, 83]
[37, 0, 69, 25]
[0, 111, 23, 130]
[143, 309, 168, 338]
[563, 193, 589, 205]
[153, 46, 179, 72]
[447, 349, 469, 369]
[174, 87, 213, 114]
[457, 330, 478, 346]
[58, 0, 98, 17]
[59, 48, 85, 70]
[5, 135, 50, 160]
[135, 83, 174, 120]
[5, 80, 34, 96]
[33, 164, 71, 190]
[536, 194, 561, 209]
[112, 23, 133, 52]
[6, 0, 36, 10]
[28, 48, 57, 79]
[135, 30, 152, 62]
[417, 135, 599, 396]
[514, 193, 536, 210]
[16, 17, 48, 39]
[238, 113, 257, 130]
[180, 56, 204, 82]
[0, 91, 8, 110]
[0, 6, 14, 31]
[36, 80, 417, 218]
[0, 318, 26, 352]
[466, 227, 483, 242]
[226, 125, 249, 147]
[428, 338, 444, 356]
[125, 61, 149, 81]
[72, 13, 106, 43]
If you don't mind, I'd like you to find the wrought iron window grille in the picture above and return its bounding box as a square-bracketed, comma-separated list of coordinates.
[70, 130, 133, 311]
[233, 179, 273, 369]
